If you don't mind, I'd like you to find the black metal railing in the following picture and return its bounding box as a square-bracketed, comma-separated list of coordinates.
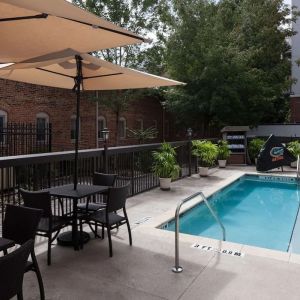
[0, 140, 199, 226]
[0, 123, 52, 157]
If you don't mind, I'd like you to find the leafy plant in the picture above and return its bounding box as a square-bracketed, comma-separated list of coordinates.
[152, 143, 180, 179]
[287, 141, 300, 158]
[192, 140, 218, 167]
[217, 140, 230, 160]
[165, 0, 297, 129]
[128, 127, 158, 144]
[248, 138, 265, 162]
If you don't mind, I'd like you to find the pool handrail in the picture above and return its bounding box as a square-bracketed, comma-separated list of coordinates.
[172, 191, 226, 273]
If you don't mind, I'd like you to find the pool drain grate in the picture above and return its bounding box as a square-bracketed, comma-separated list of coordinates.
[191, 243, 245, 257]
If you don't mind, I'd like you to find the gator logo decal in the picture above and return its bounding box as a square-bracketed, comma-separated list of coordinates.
[270, 147, 284, 161]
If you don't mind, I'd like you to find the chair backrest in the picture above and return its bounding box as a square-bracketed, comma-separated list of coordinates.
[3, 204, 42, 245]
[93, 172, 117, 187]
[106, 184, 130, 213]
[19, 188, 52, 218]
[0, 239, 33, 300]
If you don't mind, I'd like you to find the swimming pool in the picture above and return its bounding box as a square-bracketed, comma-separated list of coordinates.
[161, 175, 300, 252]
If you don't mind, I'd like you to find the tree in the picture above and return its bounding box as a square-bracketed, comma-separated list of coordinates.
[73, 0, 170, 144]
[165, 0, 298, 131]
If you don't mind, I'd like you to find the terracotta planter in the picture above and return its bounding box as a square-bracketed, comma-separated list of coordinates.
[199, 167, 209, 177]
[159, 178, 171, 190]
[291, 161, 297, 168]
[218, 160, 227, 168]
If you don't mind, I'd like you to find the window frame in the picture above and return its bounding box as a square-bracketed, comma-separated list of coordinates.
[36, 112, 49, 142]
[0, 110, 8, 144]
[136, 118, 143, 130]
[97, 116, 107, 141]
[71, 114, 80, 142]
[119, 117, 127, 139]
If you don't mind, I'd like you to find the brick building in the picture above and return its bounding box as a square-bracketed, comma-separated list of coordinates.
[0, 78, 175, 152]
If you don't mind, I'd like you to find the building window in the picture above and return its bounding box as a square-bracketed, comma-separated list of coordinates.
[119, 117, 126, 139]
[153, 120, 157, 129]
[36, 112, 49, 142]
[136, 118, 143, 130]
[0, 110, 7, 144]
[98, 116, 106, 140]
[165, 120, 170, 138]
[71, 115, 80, 141]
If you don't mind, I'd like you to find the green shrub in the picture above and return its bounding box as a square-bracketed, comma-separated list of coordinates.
[152, 143, 180, 179]
[287, 140, 300, 158]
[248, 138, 265, 162]
[217, 140, 230, 160]
[192, 140, 218, 167]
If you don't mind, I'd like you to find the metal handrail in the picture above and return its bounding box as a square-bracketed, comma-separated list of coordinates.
[297, 155, 300, 181]
[172, 191, 226, 273]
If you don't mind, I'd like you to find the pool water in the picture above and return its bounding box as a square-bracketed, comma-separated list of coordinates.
[163, 175, 300, 252]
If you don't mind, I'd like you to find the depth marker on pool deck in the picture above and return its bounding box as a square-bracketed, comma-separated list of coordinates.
[134, 216, 152, 225]
[191, 243, 245, 257]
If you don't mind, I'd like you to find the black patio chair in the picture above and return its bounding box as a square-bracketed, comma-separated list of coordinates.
[19, 188, 71, 266]
[2, 204, 45, 300]
[77, 172, 117, 213]
[0, 239, 33, 300]
[87, 184, 132, 257]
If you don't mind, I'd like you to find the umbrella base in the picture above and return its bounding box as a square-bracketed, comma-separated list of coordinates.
[57, 231, 90, 247]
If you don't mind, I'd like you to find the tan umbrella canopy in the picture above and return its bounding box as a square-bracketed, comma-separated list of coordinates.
[0, 0, 148, 63]
[0, 49, 183, 89]
[0, 49, 184, 189]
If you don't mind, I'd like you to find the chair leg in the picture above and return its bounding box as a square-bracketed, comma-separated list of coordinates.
[17, 290, 23, 300]
[95, 223, 98, 238]
[47, 234, 52, 266]
[107, 226, 113, 257]
[126, 220, 132, 246]
[31, 250, 45, 300]
[80, 219, 84, 249]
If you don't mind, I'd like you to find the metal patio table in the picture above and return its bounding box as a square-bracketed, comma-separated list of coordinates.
[45, 184, 108, 250]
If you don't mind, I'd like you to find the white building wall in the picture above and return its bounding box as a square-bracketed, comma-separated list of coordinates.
[291, 0, 300, 96]
[247, 125, 300, 137]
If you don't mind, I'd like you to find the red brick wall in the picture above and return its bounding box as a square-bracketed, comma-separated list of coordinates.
[290, 97, 300, 123]
[0, 79, 173, 152]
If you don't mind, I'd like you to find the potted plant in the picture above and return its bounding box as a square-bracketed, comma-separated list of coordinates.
[248, 138, 265, 164]
[192, 140, 218, 177]
[287, 140, 300, 168]
[152, 142, 180, 190]
[217, 140, 230, 168]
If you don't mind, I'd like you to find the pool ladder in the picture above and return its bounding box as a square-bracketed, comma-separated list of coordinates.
[172, 191, 226, 273]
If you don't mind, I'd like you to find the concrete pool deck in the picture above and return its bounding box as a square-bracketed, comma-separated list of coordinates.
[21, 166, 300, 299]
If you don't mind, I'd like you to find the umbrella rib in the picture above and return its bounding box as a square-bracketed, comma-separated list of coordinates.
[60, 16, 145, 42]
[0, 14, 48, 22]
[36, 67, 74, 79]
[83, 73, 122, 79]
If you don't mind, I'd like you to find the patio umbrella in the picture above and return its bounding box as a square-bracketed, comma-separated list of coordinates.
[0, 0, 148, 63]
[0, 49, 184, 189]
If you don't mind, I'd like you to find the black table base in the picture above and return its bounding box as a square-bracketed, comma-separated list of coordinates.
[57, 231, 90, 247]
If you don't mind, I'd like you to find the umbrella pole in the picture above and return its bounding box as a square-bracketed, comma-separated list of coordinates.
[74, 55, 83, 190]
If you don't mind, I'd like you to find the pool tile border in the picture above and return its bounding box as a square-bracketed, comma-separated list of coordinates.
[136, 168, 300, 264]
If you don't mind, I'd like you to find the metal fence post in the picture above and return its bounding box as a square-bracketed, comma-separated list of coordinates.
[187, 128, 193, 176]
[104, 143, 108, 173]
[131, 152, 135, 195]
[48, 123, 52, 153]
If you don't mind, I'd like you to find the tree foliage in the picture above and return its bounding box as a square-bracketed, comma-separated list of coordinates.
[73, 0, 170, 144]
[165, 0, 298, 129]
[72, 0, 169, 69]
